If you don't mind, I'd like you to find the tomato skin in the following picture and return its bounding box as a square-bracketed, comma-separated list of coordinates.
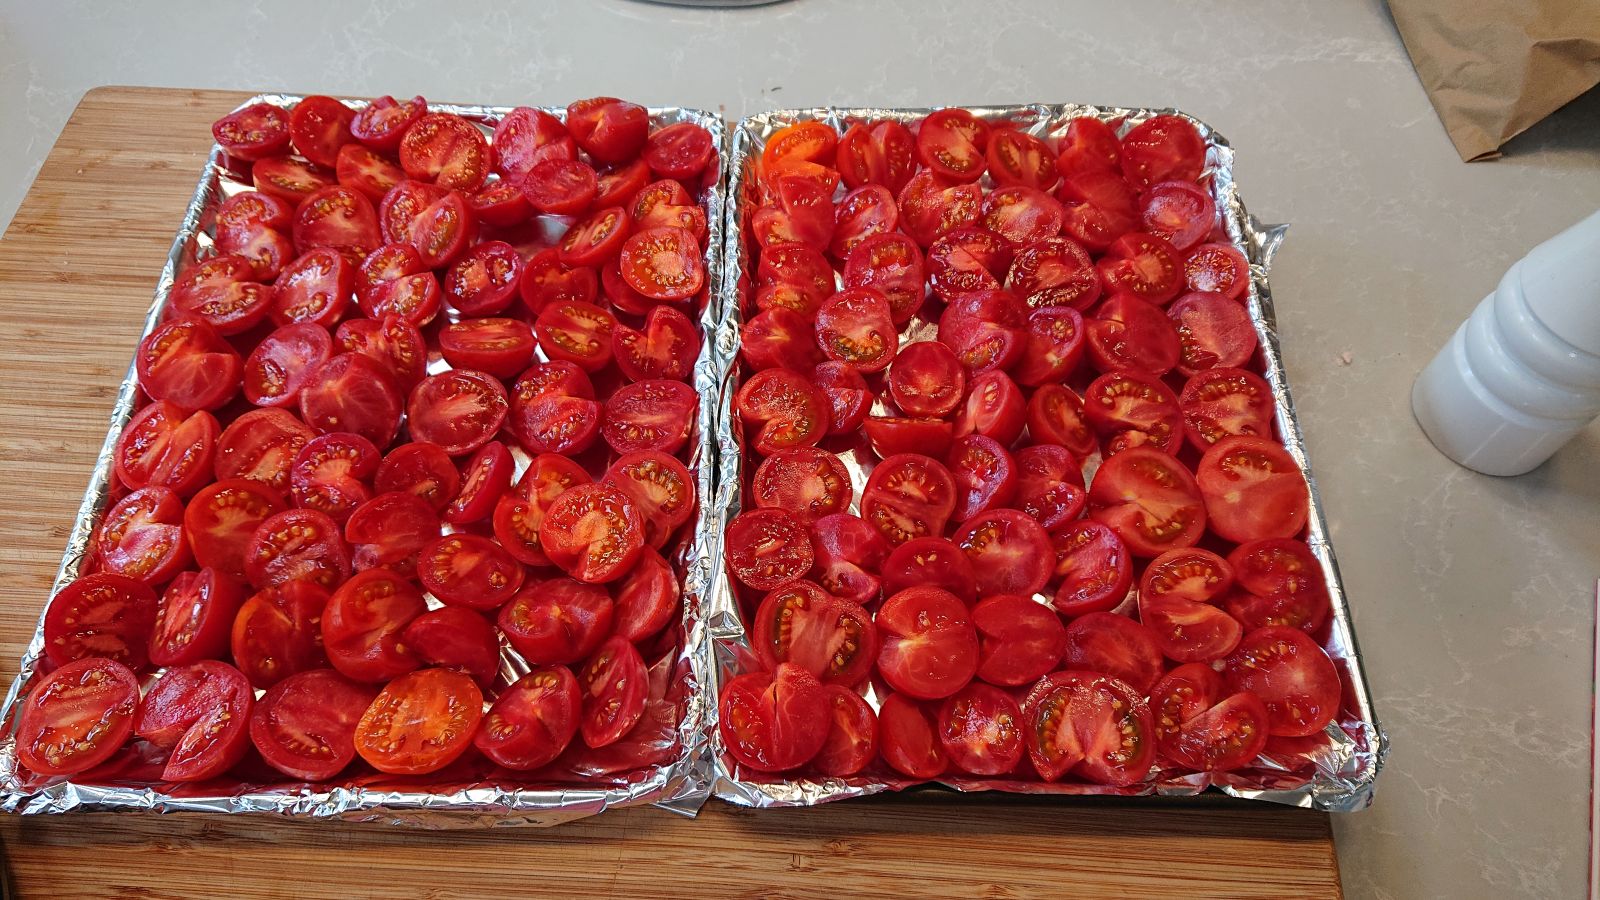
[231, 581, 331, 689]
[877, 692, 948, 779]
[972, 594, 1066, 687]
[611, 546, 680, 642]
[321, 568, 426, 682]
[752, 580, 878, 687]
[1022, 670, 1155, 785]
[1196, 436, 1309, 543]
[876, 587, 979, 700]
[97, 486, 191, 585]
[953, 509, 1053, 599]
[43, 573, 158, 671]
[937, 681, 1025, 776]
[1050, 521, 1134, 617]
[1223, 626, 1341, 737]
[814, 684, 878, 777]
[16, 657, 141, 777]
[149, 568, 244, 668]
[540, 483, 645, 584]
[213, 102, 292, 161]
[498, 578, 614, 666]
[881, 536, 978, 605]
[475, 666, 582, 770]
[1086, 446, 1207, 557]
[719, 663, 830, 773]
[355, 667, 485, 775]
[250, 668, 378, 781]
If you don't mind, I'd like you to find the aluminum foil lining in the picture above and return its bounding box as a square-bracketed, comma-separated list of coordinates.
[0, 94, 731, 827]
[709, 105, 1389, 813]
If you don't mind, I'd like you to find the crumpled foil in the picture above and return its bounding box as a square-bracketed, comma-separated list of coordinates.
[0, 94, 730, 826]
[709, 105, 1389, 813]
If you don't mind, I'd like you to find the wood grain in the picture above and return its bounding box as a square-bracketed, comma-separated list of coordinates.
[0, 86, 1341, 900]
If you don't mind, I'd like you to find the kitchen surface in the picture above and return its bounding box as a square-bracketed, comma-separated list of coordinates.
[0, 1, 1597, 897]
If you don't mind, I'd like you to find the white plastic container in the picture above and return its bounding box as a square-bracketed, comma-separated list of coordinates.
[1412, 209, 1600, 476]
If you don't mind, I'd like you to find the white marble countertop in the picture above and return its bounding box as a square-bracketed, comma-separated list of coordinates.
[2, 0, 1598, 895]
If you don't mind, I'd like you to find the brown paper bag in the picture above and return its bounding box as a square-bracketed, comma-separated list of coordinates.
[1388, 0, 1600, 161]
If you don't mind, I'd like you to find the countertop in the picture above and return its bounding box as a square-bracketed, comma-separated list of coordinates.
[0, 1, 1597, 897]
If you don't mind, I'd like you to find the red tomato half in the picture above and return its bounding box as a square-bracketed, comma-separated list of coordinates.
[170, 255, 274, 335]
[253, 156, 335, 206]
[115, 402, 217, 497]
[937, 681, 1024, 775]
[493, 106, 571, 179]
[299, 352, 402, 447]
[830, 184, 895, 258]
[809, 513, 888, 606]
[881, 536, 977, 604]
[399, 113, 491, 191]
[136, 318, 241, 411]
[16, 657, 140, 776]
[1049, 520, 1134, 617]
[877, 693, 948, 779]
[540, 483, 645, 584]
[1055, 117, 1120, 179]
[752, 580, 877, 686]
[337, 143, 405, 204]
[443, 442, 512, 527]
[1140, 180, 1216, 251]
[897, 169, 982, 248]
[988, 129, 1057, 190]
[1142, 547, 1234, 605]
[1084, 370, 1183, 454]
[604, 450, 694, 550]
[837, 119, 915, 193]
[814, 362, 871, 436]
[439, 317, 535, 380]
[937, 289, 1028, 373]
[611, 546, 680, 642]
[735, 368, 830, 455]
[1169, 291, 1258, 377]
[752, 447, 852, 523]
[814, 685, 878, 777]
[1180, 366, 1275, 450]
[567, 97, 649, 165]
[1223, 627, 1341, 737]
[843, 232, 926, 325]
[1023, 670, 1155, 785]
[149, 568, 243, 668]
[499, 578, 613, 665]
[861, 454, 956, 547]
[876, 587, 979, 700]
[213, 102, 291, 161]
[888, 341, 965, 419]
[43, 573, 158, 670]
[1087, 447, 1206, 557]
[601, 379, 697, 456]
[402, 607, 501, 685]
[1141, 595, 1244, 662]
[619, 226, 705, 302]
[345, 490, 439, 576]
[972, 594, 1066, 687]
[578, 636, 648, 748]
[1197, 436, 1309, 543]
[1120, 115, 1206, 189]
[250, 668, 378, 781]
[417, 534, 525, 611]
[1015, 444, 1088, 534]
[352, 95, 427, 154]
[719, 663, 829, 773]
[1027, 384, 1097, 457]
[288, 95, 354, 168]
[953, 509, 1052, 598]
[1183, 242, 1250, 301]
[1169, 690, 1271, 772]
[375, 441, 460, 512]
[615, 305, 700, 383]
[322, 568, 426, 682]
[1006, 237, 1100, 311]
[231, 581, 330, 688]
[355, 667, 484, 774]
[814, 287, 897, 373]
[136, 660, 254, 781]
[1226, 539, 1330, 634]
[475, 666, 582, 770]
[725, 508, 814, 592]
[245, 507, 351, 591]
[916, 108, 990, 183]
[1086, 293, 1182, 377]
[97, 486, 191, 584]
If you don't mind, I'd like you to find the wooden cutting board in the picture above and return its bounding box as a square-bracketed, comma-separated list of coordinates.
[0, 87, 1342, 900]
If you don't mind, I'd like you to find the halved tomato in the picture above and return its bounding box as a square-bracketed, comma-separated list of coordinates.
[601, 378, 697, 456]
[344, 490, 439, 575]
[1141, 547, 1235, 605]
[336, 143, 405, 204]
[250, 668, 378, 781]
[725, 508, 814, 592]
[751, 447, 851, 523]
[814, 362, 871, 436]
[578, 636, 648, 748]
[493, 106, 571, 179]
[735, 368, 830, 455]
[499, 578, 614, 665]
[439, 318, 535, 380]
[752, 580, 877, 686]
[399, 113, 491, 191]
[814, 287, 897, 373]
[1014, 444, 1088, 534]
[615, 305, 700, 383]
[298, 352, 402, 447]
[619, 225, 704, 301]
[149, 568, 244, 668]
[97, 486, 190, 584]
[897, 169, 982, 247]
[1139, 180, 1216, 251]
[213, 102, 291, 161]
[813, 684, 878, 777]
[16, 657, 140, 776]
[1169, 690, 1270, 772]
[954, 369, 1026, 446]
[1086, 292, 1182, 376]
[322, 568, 426, 682]
[719, 663, 829, 773]
[981, 186, 1064, 249]
[877, 692, 948, 779]
[1086, 447, 1206, 557]
[603, 450, 695, 549]
[42, 573, 158, 670]
[134, 660, 255, 781]
[953, 509, 1052, 598]
[1022, 670, 1155, 784]
[1169, 291, 1258, 376]
[843, 232, 926, 325]
[1140, 595, 1244, 662]
[1226, 539, 1330, 634]
[1222, 626, 1340, 737]
[1196, 436, 1309, 543]
[611, 547, 680, 642]
[540, 483, 645, 584]
[231, 581, 331, 688]
[351, 95, 427, 154]
[253, 156, 335, 206]
[406, 369, 508, 456]
[417, 533, 525, 611]
[837, 119, 915, 193]
[1084, 370, 1183, 454]
[1026, 384, 1097, 457]
[916, 108, 989, 183]
[519, 248, 599, 313]
[927, 226, 1011, 302]
[1180, 367, 1275, 450]
[810, 513, 888, 606]
[742, 308, 823, 373]
[1005, 237, 1100, 311]
[443, 240, 523, 316]
[1055, 117, 1121, 179]
[865, 416, 955, 461]
[861, 454, 956, 547]
[937, 681, 1024, 775]
[374, 441, 460, 512]
[972, 594, 1066, 687]
[881, 536, 978, 604]
[988, 129, 1057, 190]
[888, 341, 965, 418]
[947, 435, 1018, 521]
[522, 158, 598, 216]
[288, 95, 355, 168]
[287, 432, 378, 523]
[830, 184, 895, 259]
[244, 507, 351, 591]
[334, 314, 427, 389]
[567, 97, 649, 165]
[185, 478, 286, 577]
[355, 667, 484, 774]
[1049, 520, 1133, 617]
[559, 206, 632, 268]
[1183, 242, 1250, 301]
[474, 666, 581, 770]
[136, 318, 241, 412]
[402, 606, 501, 685]
[876, 586, 979, 700]
[115, 401, 218, 497]
[937, 289, 1028, 373]
[442, 436, 512, 524]
[1119, 115, 1206, 189]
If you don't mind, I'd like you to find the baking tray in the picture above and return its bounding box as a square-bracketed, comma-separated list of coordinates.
[0, 93, 729, 826]
[709, 105, 1388, 812]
